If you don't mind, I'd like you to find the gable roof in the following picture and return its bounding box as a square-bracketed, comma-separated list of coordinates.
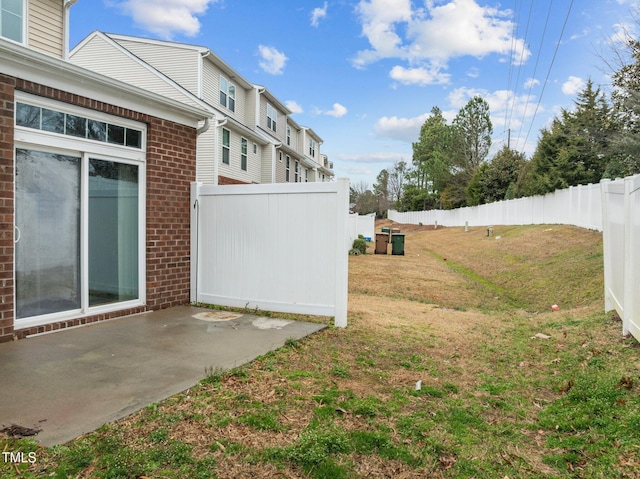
[70, 31, 216, 116]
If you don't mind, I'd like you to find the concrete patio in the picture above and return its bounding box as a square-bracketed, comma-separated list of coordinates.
[0, 306, 327, 446]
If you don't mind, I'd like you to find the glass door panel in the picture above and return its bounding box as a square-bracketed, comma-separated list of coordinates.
[15, 149, 81, 318]
[88, 159, 139, 306]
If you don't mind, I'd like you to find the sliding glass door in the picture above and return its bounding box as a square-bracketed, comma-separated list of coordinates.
[15, 149, 142, 322]
[15, 149, 81, 318]
[88, 159, 139, 306]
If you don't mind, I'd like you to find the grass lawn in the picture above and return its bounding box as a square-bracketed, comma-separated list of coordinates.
[3, 222, 640, 478]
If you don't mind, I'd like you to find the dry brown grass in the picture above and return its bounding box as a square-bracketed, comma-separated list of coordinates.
[11, 220, 633, 479]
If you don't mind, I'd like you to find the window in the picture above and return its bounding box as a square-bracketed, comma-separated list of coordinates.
[219, 76, 236, 112]
[285, 156, 290, 182]
[309, 139, 316, 157]
[0, 0, 23, 43]
[286, 127, 291, 146]
[16, 102, 143, 149]
[305, 168, 309, 182]
[279, 151, 283, 162]
[267, 104, 277, 132]
[241, 138, 247, 171]
[222, 128, 230, 165]
[253, 143, 257, 154]
[295, 160, 299, 182]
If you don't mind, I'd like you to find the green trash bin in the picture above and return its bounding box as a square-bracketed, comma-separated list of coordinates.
[391, 233, 405, 255]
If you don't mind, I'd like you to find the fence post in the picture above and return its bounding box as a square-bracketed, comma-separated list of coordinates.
[334, 178, 350, 328]
[190, 182, 202, 304]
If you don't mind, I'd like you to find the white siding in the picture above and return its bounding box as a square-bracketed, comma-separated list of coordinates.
[112, 39, 200, 96]
[70, 35, 204, 110]
[202, 61, 248, 124]
[196, 127, 216, 184]
[28, 0, 63, 58]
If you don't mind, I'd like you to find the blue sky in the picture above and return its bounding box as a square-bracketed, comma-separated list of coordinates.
[69, 0, 638, 188]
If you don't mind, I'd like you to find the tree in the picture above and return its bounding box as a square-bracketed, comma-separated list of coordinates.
[520, 80, 615, 195]
[606, 34, 640, 177]
[350, 181, 377, 215]
[387, 160, 407, 206]
[373, 168, 389, 215]
[411, 107, 454, 195]
[481, 146, 527, 203]
[452, 96, 493, 174]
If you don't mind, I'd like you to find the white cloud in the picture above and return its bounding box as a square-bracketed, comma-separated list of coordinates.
[113, 0, 217, 39]
[285, 101, 303, 114]
[373, 113, 430, 142]
[258, 45, 288, 75]
[524, 78, 540, 89]
[389, 65, 450, 86]
[336, 152, 404, 164]
[310, 2, 328, 27]
[562, 76, 585, 96]
[315, 103, 348, 117]
[353, 0, 529, 81]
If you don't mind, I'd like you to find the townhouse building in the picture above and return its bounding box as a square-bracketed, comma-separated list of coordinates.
[70, 32, 335, 185]
[0, 0, 212, 341]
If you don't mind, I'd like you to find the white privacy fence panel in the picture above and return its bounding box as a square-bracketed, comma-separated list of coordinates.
[389, 183, 603, 231]
[191, 179, 349, 327]
[347, 213, 375, 245]
[602, 175, 640, 339]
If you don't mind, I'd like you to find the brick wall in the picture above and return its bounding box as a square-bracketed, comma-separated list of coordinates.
[0, 75, 16, 342]
[218, 175, 249, 185]
[0, 77, 198, 341]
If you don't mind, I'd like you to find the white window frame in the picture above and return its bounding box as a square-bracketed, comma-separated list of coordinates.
[295, 160, 299, 182]
[309, 139, 316, 157]
[219, 75, 236, 112]
[267, 104, 277, 132]
[13, 93, 147, 329]
[222, 128, 230, 165]
[286, 126, 291, 146]
[241, 137, 248, 171]
[0, 0, 26, 44]
[285, 156, 290, 182]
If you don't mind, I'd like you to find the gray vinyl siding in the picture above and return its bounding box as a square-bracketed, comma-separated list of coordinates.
[112, 39, 200, 95]
[261, 146, 273, 184]
[218, 127, 262, 184]
[259, 96, 286, 143]
[70, 35, 203, 109]
[202, 62, 248, 124]
[196, 127, 216, 184]
[28, 0, 63, 58]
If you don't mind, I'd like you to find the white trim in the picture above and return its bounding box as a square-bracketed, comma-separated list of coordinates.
[2, 39, 209, 127]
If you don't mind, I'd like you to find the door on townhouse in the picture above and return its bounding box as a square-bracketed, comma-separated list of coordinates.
[15, 149, 140, 321]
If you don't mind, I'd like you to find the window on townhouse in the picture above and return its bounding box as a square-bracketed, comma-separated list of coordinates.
[309, 139, 316, 157]
[267, 104, 277, 132]
[305, 168, 309, 182]
[219, 76, 236, 112]
[241, 138, 247, 171]
[0, 0, 23, 43]
[222, 128, 230, 164]
[279, 151, 283, 162]
[286, 127, 291, 146]
[285, 156, 290, 182]
[253, 143, 257, 154]
[295, 160, 299, 182]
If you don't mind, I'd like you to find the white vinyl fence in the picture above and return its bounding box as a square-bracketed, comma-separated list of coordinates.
[347, 213, 375, 245]
[601, 174, 640, 339]
[190, 179, 349, 327]
[389, 182, 603, 231]
[388, 176, 640, 341]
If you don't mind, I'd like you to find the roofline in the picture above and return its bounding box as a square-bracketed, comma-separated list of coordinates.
[105, 33, 255, 90]
[254, 84, 292, 115]
[3, 40, 210, 127]
[71, 31, 217, 117]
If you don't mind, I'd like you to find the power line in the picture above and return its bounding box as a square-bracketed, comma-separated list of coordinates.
[521, 0, 574, 155]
